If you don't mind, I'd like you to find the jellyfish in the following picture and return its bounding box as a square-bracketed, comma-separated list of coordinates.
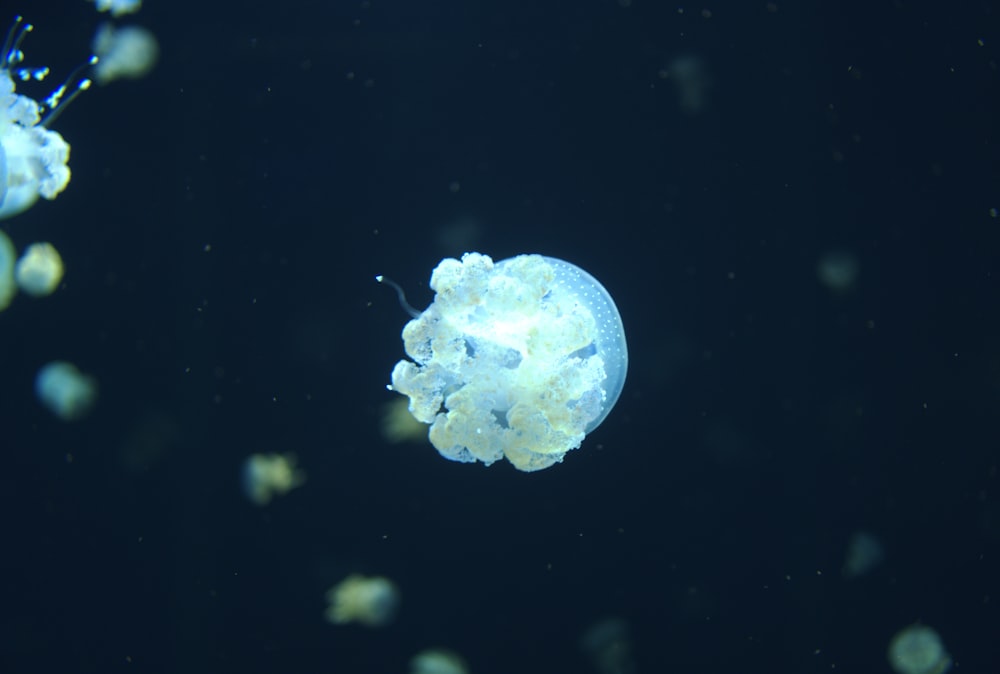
[1, 16, 91, 221]
[324, 574, 399, 627]
[15, 241, 64, 296]
[0, 228, 14, 310]
[35, 361, 98, 421]
[887, 624, 952, 674]
[90, 23, 158, 86]
[388, 252, 628, 472]
[410, 649, 469, 674]
[841, 530, 885, 579]
[240, 453, 305, 506]
[88, 0, 143, 18]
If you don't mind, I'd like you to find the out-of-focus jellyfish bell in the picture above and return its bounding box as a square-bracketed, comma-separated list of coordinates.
[380, 397, 430, 444]
[90, 23, 158, 85]
[1, 16, 90, 221]
[241, 453, 305, 506]
[887, 624, 952, 674]
[410, 649, 469, 674]
[580, 617, 635, 674]
[817, 249, 860, 294]
[35, 360, 98, 421]
[88, 0, 143, 18]
[15, 241, 63, 296]
[0, 228, 15, 309]
[325, 574, 399, 628]
[841, 530, 885, 579]
[388, 253, 627, 472]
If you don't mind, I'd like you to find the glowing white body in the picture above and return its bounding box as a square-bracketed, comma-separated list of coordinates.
[390, 253, 627, 472]
[0, 20, 74, 221]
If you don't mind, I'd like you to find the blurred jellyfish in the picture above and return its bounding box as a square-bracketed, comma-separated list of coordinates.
[380, 397, 429, 444]
[15, 241, 63, 296]
[580, 617, 635, 674]
[88, 0, 143, 17]
[817, 249, 860, 293]
[842, 530, 885, 579]
[0, 229, 15, 309]
[887, 625, 951, 674]
[241, 453, 305, 506]
[410, 649, 469, 674]
[35, 361, 98, 421]
[1, 16, 89, 221]
[661, 55, 711, 115]
[324, 574, 399, 627]
[388, 253, 628, 472]
[90, 24, 159, 85]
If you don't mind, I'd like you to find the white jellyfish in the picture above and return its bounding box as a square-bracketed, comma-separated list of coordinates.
[88, 0, 143, 18]
[387, 253, 628, 472]
[90, 23, 158, 86]
[15, 241, 64, 296]
[241, 453, 305, 506]
[1, 16, 91, 221]
[324, 574, 400, 628]
[35, 361, 98, 421]
[887, 624, 952, 674]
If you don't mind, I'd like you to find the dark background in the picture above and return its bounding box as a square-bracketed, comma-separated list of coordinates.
[0, 0, 997, 672]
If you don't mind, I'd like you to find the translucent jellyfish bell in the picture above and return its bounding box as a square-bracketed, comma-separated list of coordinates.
[389, 252, 628, 472]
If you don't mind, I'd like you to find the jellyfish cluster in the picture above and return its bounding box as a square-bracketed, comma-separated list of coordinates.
[1, 6, 157, 419]
[388, 252, 628, 472]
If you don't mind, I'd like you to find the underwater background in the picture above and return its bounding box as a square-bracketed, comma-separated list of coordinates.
[1, 0, 998, 672]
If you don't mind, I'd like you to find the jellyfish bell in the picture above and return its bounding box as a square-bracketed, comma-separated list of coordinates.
[1, 16, 92, 221]
[388, 252, 628, 472]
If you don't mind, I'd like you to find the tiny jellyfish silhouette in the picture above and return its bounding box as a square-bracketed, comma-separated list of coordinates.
[241, 453, 305, 506]
[410, 649, 469, 674]
[387, 253, 628, 472]
[1, 16, 94, 221]
[324, 574, 399, 627]
[887, 625, 951, 674]
[35, 361, 98, 421]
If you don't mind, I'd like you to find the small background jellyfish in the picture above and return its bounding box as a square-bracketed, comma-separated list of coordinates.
[35, 361, 98, 421]
[841, 530, 885, 579]
[241, 453, 305, 506]
[324, 574, 400, 628]
[0, 229, 15, 309]
[90, 23, 159, 85]
[887, 625, 952, 674]
[410, 649, 469, 674]
[88, 0, 142, 17]
[388, 252, 627, 472]
[15, 242, 64, 296]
